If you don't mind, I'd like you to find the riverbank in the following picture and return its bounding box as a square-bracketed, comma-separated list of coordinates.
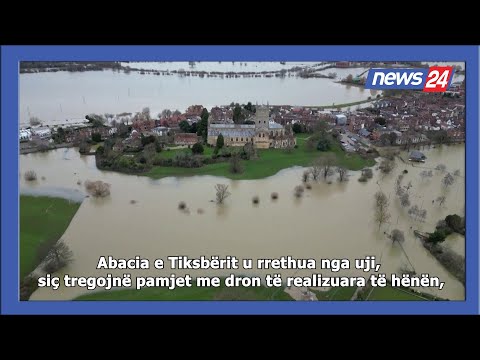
[143, 137, 375, 180]
[420, 239, 465, 286]
[20, 142, 74, 155]
[20, 195, 81, 299]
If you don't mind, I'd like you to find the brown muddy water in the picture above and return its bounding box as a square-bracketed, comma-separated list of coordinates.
[20, 144, 465, 300]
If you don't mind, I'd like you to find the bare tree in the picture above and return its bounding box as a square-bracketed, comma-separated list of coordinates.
[379, 159, 395, 174]
[400, 193, 411, 207]
[24, 170, 37, 181]
[314, 153, 337, 179]
[404, 181, 413, 193]
[362, 168, 373, 179]
[85, 180, 111, 197]
[391, 229, 405, 244]
[302, 170, 310, 183]
[359, 168, 373, 182]
[435, 164, 447, 173]
[294, 185, 305, 198]
[29, 116, 42, 126]
[374, 191, 391, 229]
[310, 163, 321, 181]
[453, 169, 461, 176]
[442, 173, 455, 188]
[43, 239, 74, 273]
[215, 184, 231, 204]
[408, 205, 427, 222]
[420, 170, 433, 181]
[436, 195, 446, 206]
[336, 166, 348, 182]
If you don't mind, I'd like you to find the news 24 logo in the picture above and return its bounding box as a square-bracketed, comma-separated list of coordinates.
[365, 66, 454, 92]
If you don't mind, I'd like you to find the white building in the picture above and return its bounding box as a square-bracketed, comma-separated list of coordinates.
[19, 129, 32, 142]
[31, 127, 51, 139]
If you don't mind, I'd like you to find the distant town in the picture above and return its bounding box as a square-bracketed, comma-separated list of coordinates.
[20, 83, 465, 160]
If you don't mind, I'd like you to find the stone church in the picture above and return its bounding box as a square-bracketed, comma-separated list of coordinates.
[207, 106, 296, 149]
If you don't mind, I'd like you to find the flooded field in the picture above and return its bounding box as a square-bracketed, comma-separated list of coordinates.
[20, 144, 465, 300]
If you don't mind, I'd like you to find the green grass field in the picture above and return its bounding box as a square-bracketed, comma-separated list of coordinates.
[20, 195, 81, 279]
[75, 280, 294, 301]
[311, 286, 357, 301]
[367, 286, 430, 301]
[145, 135, 375, 180]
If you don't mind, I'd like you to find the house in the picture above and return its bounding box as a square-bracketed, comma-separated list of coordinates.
[174, 133, 199, 146]
[31, 127, 51, 139]
[151, 126, 169, 137]
[19, 129, 32, 142]
[335, 114, 347, 126]
[358, 128, 371, 137]
[409, 150, 426, 162]
[132, 119, 155, 132]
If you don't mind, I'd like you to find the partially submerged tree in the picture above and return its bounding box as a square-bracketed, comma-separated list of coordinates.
[419, 170, 433, 181]
[43, 239, 74, 273]
[310, 163, 321, 181]
[390, 229, 416, 273]
[294, 185, 305, 198]
[374, 191, 391, 229]
[442, 173, 455, 188]
[24, 170, 37, 181]
[408, 205, 427, 222]
[359, 168, 373, 182]
[178, 201, 187, 210]
[436, 195, 446, 207]
[302, 170, 310, 183]
[435, 164, 447, 173]
[215, 184, 231, 204]
[391, 229, 405, 244]
[400, 193, 411, 207]
[316, 153, 337, 179]
[85, 180, 111, 197]
[336, 166, 348, 182]
[379, 159, 395, 174]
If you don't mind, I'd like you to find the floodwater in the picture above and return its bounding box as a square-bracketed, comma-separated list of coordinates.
[20, 64, 377, 127]
[121, 61, 322, 73]
[21, 144, 465, 300]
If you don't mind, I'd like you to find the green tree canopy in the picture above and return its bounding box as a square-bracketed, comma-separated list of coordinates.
[216, 134, 224, 149]
[197, 108, 209, 142]
[179, 120, 191, 133]
[191, 142, 204, 154]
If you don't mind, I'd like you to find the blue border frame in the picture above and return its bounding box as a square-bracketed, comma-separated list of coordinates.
[2, 46, 478, 314]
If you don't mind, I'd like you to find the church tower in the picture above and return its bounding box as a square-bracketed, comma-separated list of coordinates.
[255, 105, 269, 131]
[254, 105, 271, 149]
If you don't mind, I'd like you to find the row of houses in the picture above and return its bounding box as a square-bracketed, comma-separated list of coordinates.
[334, 90, 465, 145]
